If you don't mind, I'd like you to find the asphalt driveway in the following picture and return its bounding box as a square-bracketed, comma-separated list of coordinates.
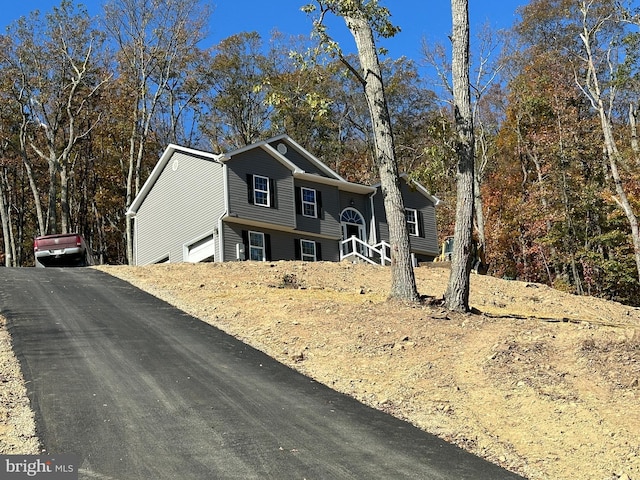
[0, 267, 524, 479]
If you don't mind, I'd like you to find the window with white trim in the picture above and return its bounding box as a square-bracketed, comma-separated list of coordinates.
[406, 208, 419, 236]
[253, 175, 270, 207]
[249, 231, 265, 261]
[300, 239, 317, 262]
[301, 187, 317, 218]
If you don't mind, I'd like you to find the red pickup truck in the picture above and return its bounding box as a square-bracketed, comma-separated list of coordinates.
[34, 233, 94, 268]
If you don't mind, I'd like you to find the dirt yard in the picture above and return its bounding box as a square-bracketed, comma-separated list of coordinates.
[2, 261, 639, 479]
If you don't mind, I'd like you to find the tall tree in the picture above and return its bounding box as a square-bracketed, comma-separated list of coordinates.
[574, 0, 640, 281]
[103, 0, 209, 264]
[1, 1, 108, 236]
[305, 0, 419, 302]
[200, 32, 273, 150]
[422, 22, 505, 269]
[445, 0, 475, 311]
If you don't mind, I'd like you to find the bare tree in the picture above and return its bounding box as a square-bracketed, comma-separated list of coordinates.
[103, 0, 210, 264]
[445, 0, 475, 311]
[422, 22, 504, 267]
[575, 0, 640, 281]
[2, 2, 108, 236]
[305, 0, 419, 302]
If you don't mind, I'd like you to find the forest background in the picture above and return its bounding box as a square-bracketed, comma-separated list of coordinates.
[0, 0, 639, 306]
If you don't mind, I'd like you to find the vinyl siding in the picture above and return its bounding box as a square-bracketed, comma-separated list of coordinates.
[134, 151, 224, 265]
[294, 180, 341, 237]
[269, 139, 330, 176]
[372, 180, 439, 258]
[222, 223, 340, 262]
[226, 149, 296, 228]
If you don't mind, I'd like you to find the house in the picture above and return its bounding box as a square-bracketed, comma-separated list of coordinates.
[126, 134, 440, 266]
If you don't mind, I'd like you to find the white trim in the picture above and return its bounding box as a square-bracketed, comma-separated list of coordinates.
[127, 144, 226, 217]
[300, 239, 317, 262]
[295, 171, 374, 194]
[183, 231, 216, 263]
[149, 252, 170, 265]
[370, 174, 442, 207]
[340, 207, 367, 255]
[369, 189, 378, 245]
[253, 174, 270, 207]
[406, 208, 419, 237]
[132, 215, 138, 265]
[248, 230, 266, 261]
[301, 187, 317, 218]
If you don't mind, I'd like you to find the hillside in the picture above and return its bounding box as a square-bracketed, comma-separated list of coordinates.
[2, 261, 639, 479]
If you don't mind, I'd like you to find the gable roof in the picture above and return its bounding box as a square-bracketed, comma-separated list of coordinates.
[220, 134, 374, 194]
[127, 136, 375, 217]
[126, 144, 228, 217]
[371, 173, 442, 207]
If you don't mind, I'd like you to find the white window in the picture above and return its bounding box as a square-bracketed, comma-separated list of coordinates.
[406, 208, 419, 236]
[300, 239, 317, 262]
[249, 231, 265, 261]
[301, 187, 317, 218]
[253, 175, 270, 207]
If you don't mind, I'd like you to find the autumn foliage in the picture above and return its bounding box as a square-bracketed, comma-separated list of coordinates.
[0, 0, 638, 305]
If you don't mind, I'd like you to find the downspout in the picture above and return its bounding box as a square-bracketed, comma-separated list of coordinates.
[125, 209, 137, 266]
[218, 157, 231, 262]
[217, 211, 226, 262]
[368, 189, 378, 245]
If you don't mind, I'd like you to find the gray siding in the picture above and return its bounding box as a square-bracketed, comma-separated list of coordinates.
[294, 180, 341, 237]
[226, 150, 296, 228]
[135, 152, 224, 265]
[372, 179, 439, 258]
[269, 139, 329, 176]
[222, 223, 340, 262]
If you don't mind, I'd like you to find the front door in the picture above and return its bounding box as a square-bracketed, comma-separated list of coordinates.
[340, 207, 366, 256]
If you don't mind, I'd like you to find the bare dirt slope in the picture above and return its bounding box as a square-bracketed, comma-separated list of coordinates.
[2, 261, 639, 480]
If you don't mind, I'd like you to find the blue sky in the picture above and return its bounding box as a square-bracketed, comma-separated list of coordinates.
[2, 1, 525, 62]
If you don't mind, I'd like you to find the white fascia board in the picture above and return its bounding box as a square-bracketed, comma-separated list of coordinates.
[262, 143, 305, 173]
[371, 173, 442, 207]
[294, 171, 375, 194]
[281, 136, 346, 181]
[219, 135, 346, 182]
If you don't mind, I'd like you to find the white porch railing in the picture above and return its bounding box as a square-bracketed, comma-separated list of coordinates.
[340, 236, 391, 266]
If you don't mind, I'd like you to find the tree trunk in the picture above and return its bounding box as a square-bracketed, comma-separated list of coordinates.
[600, 104, 640, 280]
[60, 164, 70, 234]
[46, 159, 58, 235]
[629, 102, 640, 166]
[22, 159, 45, 236]
[343, 11, 419, 302]
[577, 4, 640, 282]
[0, 170, 12, 267]
[473, 172, 486, 260]
[445, 0, 475, 312]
